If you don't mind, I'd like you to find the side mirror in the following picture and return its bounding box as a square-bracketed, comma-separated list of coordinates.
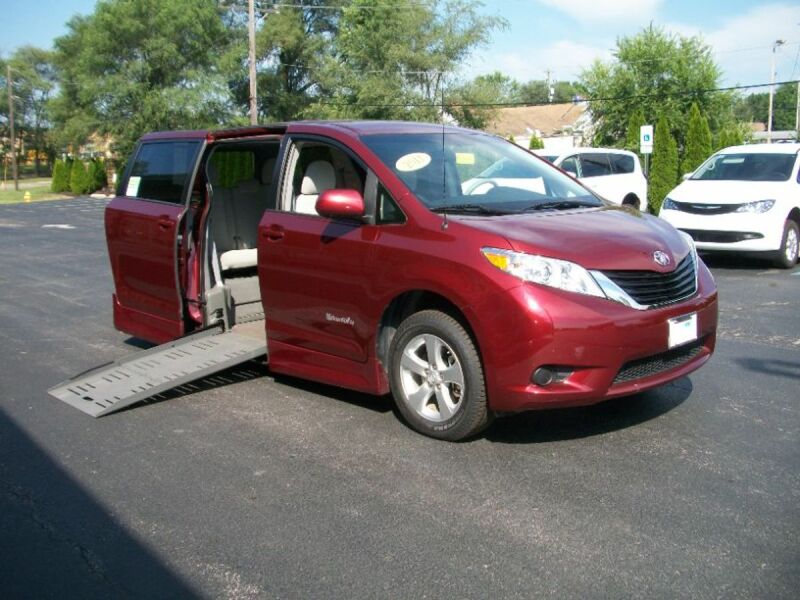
[681, 172, 693, 181]
[315, 189, 366, 220]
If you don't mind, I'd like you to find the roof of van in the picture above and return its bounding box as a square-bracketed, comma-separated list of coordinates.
[139, 120, 484, 142]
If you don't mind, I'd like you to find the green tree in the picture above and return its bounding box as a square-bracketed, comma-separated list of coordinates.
[528, 133, 544, 150]
[51, 0, 238, 160]
[648, 116, 678, 213]
[6, 47, 57, 176]
[716, 125, 745, 150]
[681, 102, 712, 175]
[69, 160, 92, 194]
[624, 109, 646, 154]
[91, 159, 107, 191]
[580, 26, 732, 149]
[310, 0, 505, 121]
[447, 71, 519, 129]
[51, 159, 69, 192]
[733, 83, 797, 131]
[518, 80, 579, 105]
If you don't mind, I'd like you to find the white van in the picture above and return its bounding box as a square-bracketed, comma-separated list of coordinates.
[538, 149, 648, 211]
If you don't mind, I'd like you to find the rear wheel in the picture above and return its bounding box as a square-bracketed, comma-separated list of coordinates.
[774, 220, 799, 269]
[388, 310, 490, 441]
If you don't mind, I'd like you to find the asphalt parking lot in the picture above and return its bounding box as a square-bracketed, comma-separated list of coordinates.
[1, 198, 798, 599]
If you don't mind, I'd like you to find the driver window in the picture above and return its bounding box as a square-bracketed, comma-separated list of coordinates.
[286, 141, 366, 216]
[560, 156, 579, 177]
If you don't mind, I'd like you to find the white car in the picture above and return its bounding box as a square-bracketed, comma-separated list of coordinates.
[659, 143, 800, 269]
[538, 148, 648, 211]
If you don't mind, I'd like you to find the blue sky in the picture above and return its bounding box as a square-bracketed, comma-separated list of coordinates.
[2, 0, 799, 88]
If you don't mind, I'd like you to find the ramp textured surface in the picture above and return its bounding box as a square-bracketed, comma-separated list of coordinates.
[49, 326, 266, 417]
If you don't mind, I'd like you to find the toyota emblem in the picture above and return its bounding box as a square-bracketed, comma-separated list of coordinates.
[653, 250, 671, 266]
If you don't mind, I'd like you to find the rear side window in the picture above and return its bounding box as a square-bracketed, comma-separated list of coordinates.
[609, 154, 635, 174]
[125, 141, 200, 204]
[579, 153, 613, 177]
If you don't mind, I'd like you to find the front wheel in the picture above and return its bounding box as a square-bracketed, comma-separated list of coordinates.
[774, 220, 799, 269]
[388, 310, 491, 441]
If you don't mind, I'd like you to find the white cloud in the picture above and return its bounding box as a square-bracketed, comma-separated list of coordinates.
[536, 0, 663, 24]
[465, 40, 612, 81]
[666, 3, 800, 86]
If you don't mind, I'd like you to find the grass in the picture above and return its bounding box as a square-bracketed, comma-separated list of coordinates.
[0, 185, 72, 205]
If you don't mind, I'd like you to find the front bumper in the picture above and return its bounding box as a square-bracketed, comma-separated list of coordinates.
[465, 260, 718, 412]
[659, 208, 783, 253]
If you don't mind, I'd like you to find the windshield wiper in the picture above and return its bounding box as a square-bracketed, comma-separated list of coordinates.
[431, 203, 509, 215]
[519, 200, 597, 212]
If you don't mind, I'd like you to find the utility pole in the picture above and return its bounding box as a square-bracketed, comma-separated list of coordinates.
[6, 65, 18, 191]
[795, 80, 799, 141]
[248, 0, 258, 125]
[767, 39, 785, 144]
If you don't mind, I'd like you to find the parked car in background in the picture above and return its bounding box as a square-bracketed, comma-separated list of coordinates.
[536, 148, 648, 211]
[659, 143, 800, 268]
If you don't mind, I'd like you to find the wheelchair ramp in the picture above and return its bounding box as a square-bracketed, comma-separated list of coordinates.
[49, 324, 266, 417]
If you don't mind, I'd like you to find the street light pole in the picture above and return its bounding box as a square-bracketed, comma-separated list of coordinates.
[767, 39, 785, 144]
[248, 0, 258, 125]
[6, 65, 18, 191]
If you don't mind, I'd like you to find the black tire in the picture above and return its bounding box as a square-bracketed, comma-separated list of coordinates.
[388, 310, 491, 441]
[773, 220, 799, 269]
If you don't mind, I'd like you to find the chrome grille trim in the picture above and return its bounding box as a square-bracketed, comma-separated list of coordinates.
[590, 253, 698, 311]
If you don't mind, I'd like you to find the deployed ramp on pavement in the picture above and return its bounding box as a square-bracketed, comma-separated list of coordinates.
[49, 323, 266, 417]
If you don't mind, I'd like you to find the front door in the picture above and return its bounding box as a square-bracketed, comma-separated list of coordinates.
[106, 139, 202, 344]
[258, 137, 377, 366]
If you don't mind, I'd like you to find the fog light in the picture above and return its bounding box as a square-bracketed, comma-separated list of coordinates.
[533, 367, 554, 386]
[532, 366, 574, 387]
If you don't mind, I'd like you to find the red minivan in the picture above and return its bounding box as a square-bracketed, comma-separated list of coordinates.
[106, 121, 717, 440]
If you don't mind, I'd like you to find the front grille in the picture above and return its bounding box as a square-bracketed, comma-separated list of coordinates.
[601, 254, 697, 308]
[613, 338, 705, 384]
[672, 200, 742, 215]
[680, 229, 764, 244]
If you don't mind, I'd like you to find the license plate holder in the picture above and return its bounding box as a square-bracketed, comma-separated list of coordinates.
[668, 313, 698, 349]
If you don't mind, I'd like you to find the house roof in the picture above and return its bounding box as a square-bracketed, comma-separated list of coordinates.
[485, 103, 588, 138]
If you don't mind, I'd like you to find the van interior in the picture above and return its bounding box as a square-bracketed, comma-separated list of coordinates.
[202, 140, 280, 329]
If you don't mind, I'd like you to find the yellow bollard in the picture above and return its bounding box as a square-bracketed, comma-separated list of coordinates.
[24, 191, 32, 203]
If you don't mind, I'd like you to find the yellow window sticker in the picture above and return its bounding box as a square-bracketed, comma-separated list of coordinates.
[396, 152, 432, 172]
[455, 153, 475, 165]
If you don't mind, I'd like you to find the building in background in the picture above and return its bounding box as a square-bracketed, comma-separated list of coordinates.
[485, 102, 593, 151]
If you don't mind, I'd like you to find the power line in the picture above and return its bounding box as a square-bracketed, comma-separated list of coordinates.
[310, 79, 800, 109]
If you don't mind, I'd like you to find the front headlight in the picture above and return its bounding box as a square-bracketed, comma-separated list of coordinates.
[735, 199, 775, 213]
[482, 248, 605, 298]
[661, 198, 679, 212]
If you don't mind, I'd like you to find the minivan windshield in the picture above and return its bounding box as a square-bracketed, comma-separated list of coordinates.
[691, 152, 797, 182]
[362, 132, 602, 214]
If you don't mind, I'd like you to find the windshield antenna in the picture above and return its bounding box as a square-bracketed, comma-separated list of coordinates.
[440, 82, 448, 230]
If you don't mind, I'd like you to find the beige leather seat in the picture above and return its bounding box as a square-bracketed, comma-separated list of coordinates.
[295, 160, 336, 215]
[208, 158, 271, 273]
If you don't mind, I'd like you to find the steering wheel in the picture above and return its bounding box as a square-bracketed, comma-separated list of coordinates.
[465, 180, 498, 195]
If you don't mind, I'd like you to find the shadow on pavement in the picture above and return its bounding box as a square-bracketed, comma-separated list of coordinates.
[0, 409, 199, 598]
[270, 374, 394, 414]
[485, 378, 693, 444]
[733, 357, 800, 381]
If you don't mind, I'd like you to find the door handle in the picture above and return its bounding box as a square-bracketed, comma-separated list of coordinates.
[157, 216, 172, 230]
[264, 225, 285, 241]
